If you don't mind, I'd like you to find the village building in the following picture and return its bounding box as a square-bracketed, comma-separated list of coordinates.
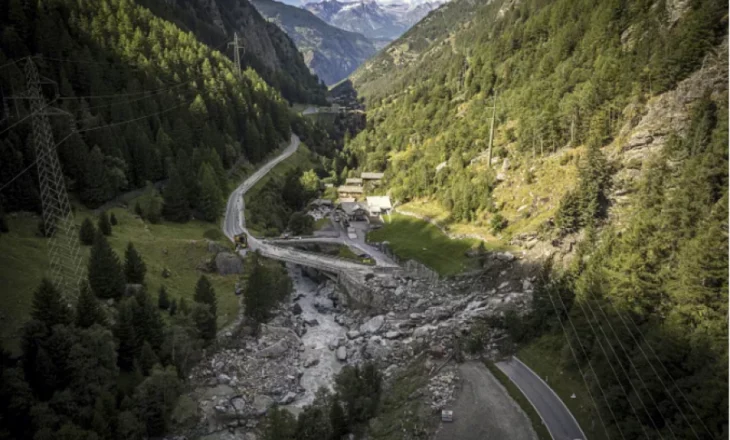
[361, 172, 385, 182]
[365, 196, 392, 216]
[337, 185, 364, 199]
[310, 199, 333, 208]
[338, 201, 369, 221]
[345, 177, 363, 186]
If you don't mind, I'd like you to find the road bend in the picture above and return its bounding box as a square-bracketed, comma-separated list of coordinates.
[222, 134, 380, 274]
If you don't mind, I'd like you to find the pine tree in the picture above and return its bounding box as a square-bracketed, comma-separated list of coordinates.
[79, 218, 96, 245]
[168, 299, 177, 316]
[88, 231, 126, 300]
[329, 398, 348, 440]
[139, 342, 158, 376]
[81, 146, 112, 208]
[115, 298, 139, 371]
[98, 212, 112, 236]
[75, 283, 107, 329]
[162, 166, 190, 223]
[133, 289, 165, 350]
[124, 242, 147, 284]
[157, 286, 170, 310]
[135, 201, 143, 217]
[179, 298, 189, 315]
[196, 163, 224, 222]
[0, 203, 8, 233]
[110, 212, 118, 225]
[193, 275, 217, 317]
[193, 276, 217, 341]
[261, 406, 297, 440]
[191, 303, 216, 342]
[31, 278, 71, 328]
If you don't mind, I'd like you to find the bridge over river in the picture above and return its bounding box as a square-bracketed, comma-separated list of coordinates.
[222, 134, 397, 276]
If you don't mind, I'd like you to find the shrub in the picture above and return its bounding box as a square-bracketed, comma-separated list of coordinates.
[490, 213, 508, 232]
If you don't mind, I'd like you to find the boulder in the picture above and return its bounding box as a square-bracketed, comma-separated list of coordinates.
[384, 330, 401, 339]
[360, 315, 385, 334]
[258, 340, 288, 358]
[336, 346, 347, 361]
[314, 297, 334, 312]
[217, 374, 232, 385]
[346, 330, 361, 339]
[208, 240, 229, 254]
[216, 252, 244, 275]
[413, 325, 435, 339]
[252, 395, 274, 416]
[291, 303, 303, 315]
[231, 397, 246, 413]
[280, 392, 297, 404]
[305, 319, 319, 327]
[304, 357, 319, 368]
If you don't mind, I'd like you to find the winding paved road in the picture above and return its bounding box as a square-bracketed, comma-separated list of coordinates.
[496, 357, 585, 440]
[222, 134, 390, 273]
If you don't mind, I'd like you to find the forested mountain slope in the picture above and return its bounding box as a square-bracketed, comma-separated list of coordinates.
[343, 0, 728, 438]
[251, 0, 377, 85]
[0, 0, 294, 214]
[138, 0, 327, 103]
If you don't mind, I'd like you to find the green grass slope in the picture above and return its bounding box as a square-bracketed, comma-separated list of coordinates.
[0, 208, 240, 354]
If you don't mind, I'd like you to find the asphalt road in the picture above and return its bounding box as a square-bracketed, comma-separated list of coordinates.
[435, 362, 538, 440]
[221, 134, 378, 273]
[496, 357, 585, 440]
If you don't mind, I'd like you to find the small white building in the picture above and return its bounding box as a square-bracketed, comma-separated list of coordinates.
[366, 196, 392, 216]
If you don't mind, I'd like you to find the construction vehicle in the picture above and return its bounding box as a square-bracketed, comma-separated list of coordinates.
[234, 233, 248, 250]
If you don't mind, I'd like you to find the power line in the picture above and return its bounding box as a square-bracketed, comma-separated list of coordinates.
[572, 297, 653, 439]
[577, 297, 666, 439]
[590, 299, 680, 440]
[0, 97, 58, 137]
[0, 97, 193, 194]
[606, 299, 714, 438]
[543, 283, 617, 440]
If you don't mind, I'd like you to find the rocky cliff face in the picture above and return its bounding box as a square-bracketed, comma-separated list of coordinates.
[251, 0, 377, 85]
[154, 0, 326, 101]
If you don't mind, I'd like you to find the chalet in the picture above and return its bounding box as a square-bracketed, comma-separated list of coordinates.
[345, 177, 363, 186]
[310, 199, 333, 208]
[365, 196, 392, 216]
[338, 202, 368, 221]
[337, 185, 364, 199]
[361, 172, 384, 182]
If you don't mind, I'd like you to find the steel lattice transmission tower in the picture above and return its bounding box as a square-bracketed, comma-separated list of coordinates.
[24, 58, 84, 297]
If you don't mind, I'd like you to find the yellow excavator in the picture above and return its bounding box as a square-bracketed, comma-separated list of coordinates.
[234, 233, 248, 250]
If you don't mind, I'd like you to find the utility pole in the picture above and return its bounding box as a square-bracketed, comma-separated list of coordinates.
[24, 58, 84, 298]
[486, 89, 498, 168]
[228, 33, 244, 76]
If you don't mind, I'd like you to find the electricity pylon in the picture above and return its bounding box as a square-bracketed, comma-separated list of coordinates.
[228, 32, 244, 76]
[24, 58, 84, 298]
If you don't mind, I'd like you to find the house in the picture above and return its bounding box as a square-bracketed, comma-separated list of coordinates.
[345, 177, 363, 186]
[361, 172, 384, 181]
[365, 196, 392, 216]
[338, 201, 368, 221]
[310, 199, 333, 208]
[337, 185, 364, 199]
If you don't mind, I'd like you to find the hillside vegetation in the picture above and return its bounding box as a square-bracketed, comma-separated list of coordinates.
[344, 0, 728, 438]
[251, 0, 377, 85]
[0, 0, 294, 215]
[138, 0, 328, 103]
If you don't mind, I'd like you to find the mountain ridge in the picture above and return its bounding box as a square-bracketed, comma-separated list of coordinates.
[251, 0, 377, 85]
[304, 0, 444, 42]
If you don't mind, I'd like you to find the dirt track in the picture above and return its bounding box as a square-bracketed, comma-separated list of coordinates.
[434, 362, 537, 440]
